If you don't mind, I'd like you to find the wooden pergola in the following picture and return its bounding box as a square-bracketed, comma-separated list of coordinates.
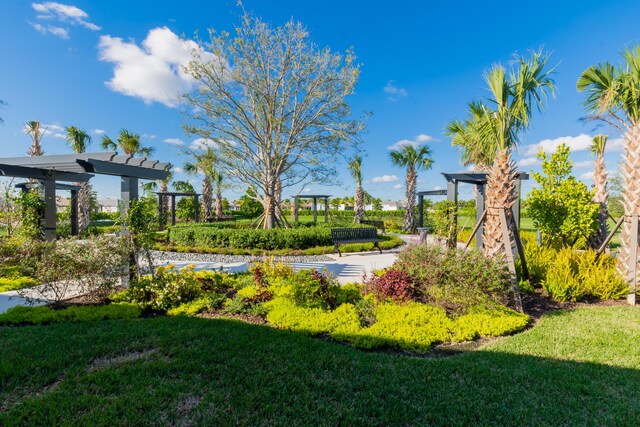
[156, 192, 201, 229]
[293, 194, 330, 223]
[0, 152, 170, 240]
[417, 172, 529, 250]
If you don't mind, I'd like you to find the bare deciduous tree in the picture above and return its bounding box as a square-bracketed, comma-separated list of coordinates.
[181, 14, 364, 228]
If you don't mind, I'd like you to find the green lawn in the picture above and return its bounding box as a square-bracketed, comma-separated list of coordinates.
[1, 306, 640, 425]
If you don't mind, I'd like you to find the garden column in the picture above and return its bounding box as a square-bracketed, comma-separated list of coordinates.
[158, 194, 165, 230]
[475, 184, 485, 250]
[324, 197, 329, 222]
[171, 195, 176, 226]
[70, 188, 78, 236]
[313, 197, 317, 223]
[447, 180, 458, 248]
[418, 194, 424, 227]
[43, 178, 57, 241]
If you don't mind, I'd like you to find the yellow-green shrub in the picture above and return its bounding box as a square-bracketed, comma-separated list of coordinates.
[452, 306, 529, 341]
[265, 297, 361, 335]
[0, 303, 141, 326]
[167, 293, 226, 316]
[543, 249, 626, 302]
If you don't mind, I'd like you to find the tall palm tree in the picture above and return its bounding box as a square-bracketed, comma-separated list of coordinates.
[389, 144, 433, 233]
[184, 156, 213, 221]
[450, 50, 555, 259]
[101, 129, 154, 157]
[577, 46, 640, 301]
[65, 126, 93, 231]
[348, 154, 365, 223]
[446, 101, 497, 171]
[587, 135, 609, 249]
[25, 121, 45, 156]
[213, 170, 224, 219]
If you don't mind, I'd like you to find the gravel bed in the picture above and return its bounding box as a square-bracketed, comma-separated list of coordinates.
[151, 250, 334, 265]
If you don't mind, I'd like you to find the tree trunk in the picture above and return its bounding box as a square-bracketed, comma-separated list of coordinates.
[483, 148, 517, 260]
[215, 187, 223, 219]
[77, 182, 91, 231]
[588, 153, 609, 249]
[263, 195, 276, 229]
[201, 177, 213, 221]
[618, 124, 640, 302]
[403, 167, 417, 233]
[354, 184, 364, 223]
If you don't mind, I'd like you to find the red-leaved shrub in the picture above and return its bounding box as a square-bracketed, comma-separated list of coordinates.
[364, 269, 415, 302]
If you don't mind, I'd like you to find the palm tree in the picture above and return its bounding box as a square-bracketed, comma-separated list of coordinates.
[446, 101, 497, 171]
[450, 50, 555, 259]
[184, 148, 223, 221]
[213, 170, 224, 219]
[184, 162, 213, 221]
[348, 154, 365, 223]
[577, 46, 640, 301]
[65, 126, 93, 231]
[101, 129, 153, 157]
[389, 144, 433, 233]
[25, 121, 45, 156]
[587, 135, 609, 249]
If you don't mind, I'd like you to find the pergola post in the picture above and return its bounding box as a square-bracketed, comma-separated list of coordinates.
[418, 193, 424, 227]
[313, 197, 317, 223]
[194, 194, 200, 223]
[120, 176, 139, 206]
[158, 195, 165, 230]
[43, 178, 56, 241]
[324, 196, 329, 222]
[447, 180, 458, 247]
[171, 195, 176, 226]
[294, 196, 299, 222]
[475, 184, 485, 250]
[70, 188, 78, 236]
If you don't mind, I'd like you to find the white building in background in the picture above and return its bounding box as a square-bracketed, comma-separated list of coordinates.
[97, 198, 119, 213]
[363, 200, 404, 211]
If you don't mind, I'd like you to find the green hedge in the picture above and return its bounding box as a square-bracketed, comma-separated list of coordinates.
[168, 223, 376, 250]
[0, 303, 142, 326]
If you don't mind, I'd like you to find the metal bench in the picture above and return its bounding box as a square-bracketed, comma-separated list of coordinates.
[331, 227, 382, 257]
[361, 219, 386, 234]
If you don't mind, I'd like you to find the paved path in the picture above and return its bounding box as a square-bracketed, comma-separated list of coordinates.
[157, 250, 399, 284]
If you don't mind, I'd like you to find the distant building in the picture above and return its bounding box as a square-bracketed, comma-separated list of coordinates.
[56, 196, 70, 211]
[364, 200, 404, 211]
[97, 198, 119, 213]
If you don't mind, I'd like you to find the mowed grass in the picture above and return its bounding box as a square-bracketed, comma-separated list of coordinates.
[1, 306, 640, 425]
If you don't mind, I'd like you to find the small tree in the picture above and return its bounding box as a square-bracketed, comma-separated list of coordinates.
[239, 188, 264, 218]
[527, 144, 599, 248]
[348, 154, 365, 223]
[182, 13, 364, 229]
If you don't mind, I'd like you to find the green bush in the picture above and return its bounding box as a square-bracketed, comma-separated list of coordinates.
[543, 249, 627, 302]
[392, 244, 513, 313]
[0, 276, 38, 293]
[520, 242, 557, 284]
[168, 223, 377, 250]
[0, 303, 141, 326]
[167, 293, 227, 316]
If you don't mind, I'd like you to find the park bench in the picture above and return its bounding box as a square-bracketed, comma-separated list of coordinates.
[361, 219, 385, 234]
[331, 227, 382, 257]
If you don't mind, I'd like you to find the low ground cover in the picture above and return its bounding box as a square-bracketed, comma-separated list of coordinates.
[0, 306, 638, 425]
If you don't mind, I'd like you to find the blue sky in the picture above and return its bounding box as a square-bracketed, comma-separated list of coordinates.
[1, 0, 640, 201]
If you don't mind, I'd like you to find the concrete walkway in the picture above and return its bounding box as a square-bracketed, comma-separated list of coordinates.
[156, 250, 399, 285]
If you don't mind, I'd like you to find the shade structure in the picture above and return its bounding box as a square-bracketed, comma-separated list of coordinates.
[155, 192, 201, 228]
[0, 152, 170, 240]
[292, 195, 331, 223]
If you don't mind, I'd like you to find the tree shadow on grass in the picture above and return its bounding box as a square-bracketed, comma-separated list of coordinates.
[0, 316, 639, 425]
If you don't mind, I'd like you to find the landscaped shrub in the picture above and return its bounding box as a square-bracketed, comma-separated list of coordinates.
[0, 276, 39, 293]
[543, 249, 626, 302]
[392, 244, 513, 313]
[452, 305, 530, 341]
[364, 269, 416, 303]
[168, 223, 377, 250]
[520, 242, 557, 284]
[167, 294, 227, 316]
[0, 303, 141, 326]
[122, 265, 204, 311]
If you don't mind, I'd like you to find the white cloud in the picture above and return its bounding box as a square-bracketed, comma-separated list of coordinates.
[580, 171, 594, 181]
[32, 2, 100, 31]
[371, 174, 399, 183]
[607, 137, 624, 153]
[164, 138, 184, 146]
[302, 187, 311, 193]
[387, 134, 437, 150]
[98, 27, 215, 107]
[190, 137, 216, 150]
[393, 184, 403, 190]
[517, 157, 539, 167]
[433, 185, 444, 191]
[383, 80, 408, 101]
[92, 128, 106, 135]
[28, 21, 69, 39]
[172, 167, 183, 173]
[27, 123, 66, 139]
[142, 133, 156, 139]
[523, 134, 625, 157]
